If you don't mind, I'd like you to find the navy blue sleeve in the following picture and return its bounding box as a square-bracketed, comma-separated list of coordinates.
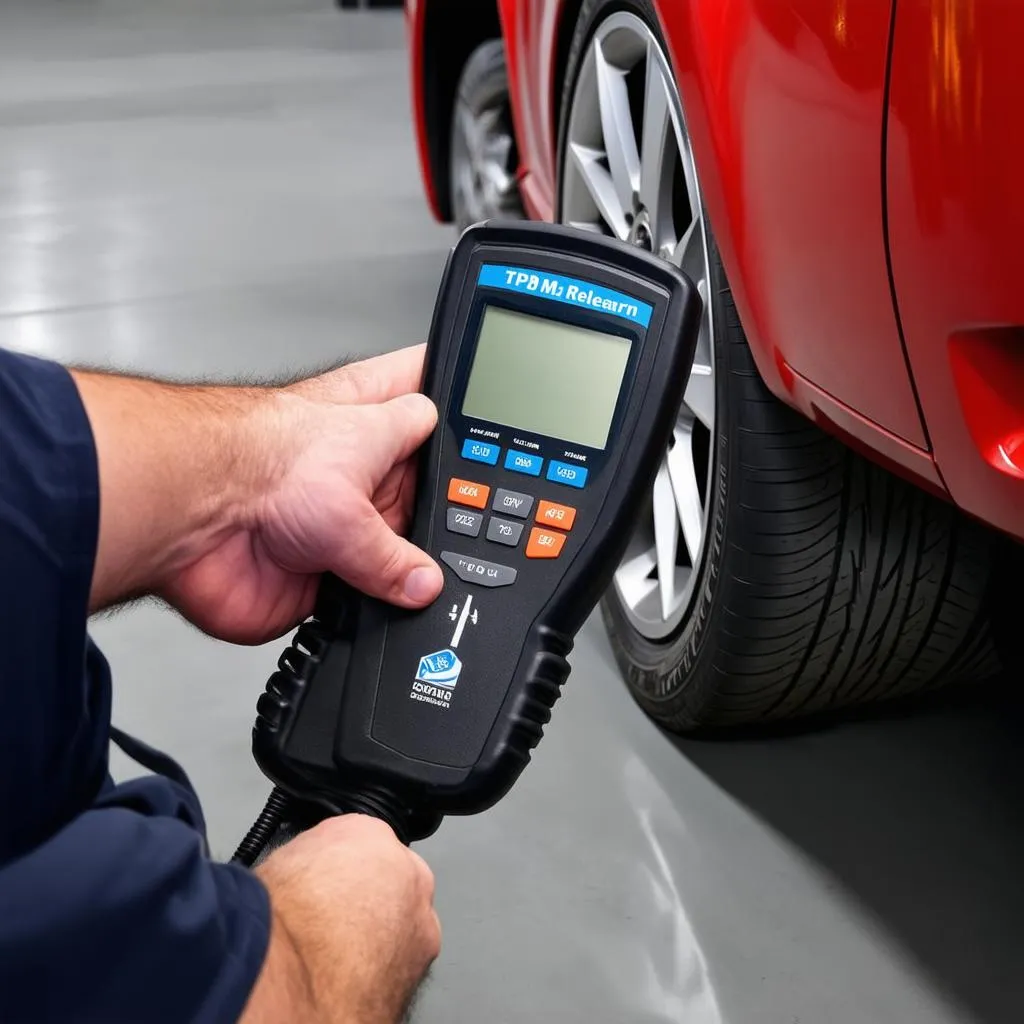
[0, 349, 272, 1023]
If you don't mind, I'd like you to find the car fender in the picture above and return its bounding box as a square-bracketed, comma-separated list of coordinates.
[651, 0, 943, 493]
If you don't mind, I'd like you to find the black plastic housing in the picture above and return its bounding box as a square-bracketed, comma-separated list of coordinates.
[252, 222, 700, 841]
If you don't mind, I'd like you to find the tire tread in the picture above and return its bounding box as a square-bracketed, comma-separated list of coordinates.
[701, 286, 996, 726]
[604, 263, 1000, 731]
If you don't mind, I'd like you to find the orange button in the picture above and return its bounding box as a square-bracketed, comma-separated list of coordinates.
[447, 477, 490, 510]
[526, 527, 566, 559]
[536, 500, 577, 531]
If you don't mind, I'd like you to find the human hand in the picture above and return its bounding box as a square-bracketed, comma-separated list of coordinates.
[161, 345, 444, 643]
[242, 815, 441, 1024]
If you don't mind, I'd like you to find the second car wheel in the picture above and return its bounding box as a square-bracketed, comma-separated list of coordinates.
[449, 40, 524, 231]
[557, 0, 1002, 729]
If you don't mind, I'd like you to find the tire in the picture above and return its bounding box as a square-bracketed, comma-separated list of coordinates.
[449, 40, 524, 231]
[990, 535, 1024, 681]
[558, 0, 1002, 730]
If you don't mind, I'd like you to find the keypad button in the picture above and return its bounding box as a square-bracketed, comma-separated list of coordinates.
[448, 477, 490, 510]
[441, 551, 517, 588]
[503, 449, 543, 476]
[491, 487, 534, 519]
[536, 500, 577, 531]
[461, 438, 500, 466]
[526, 527, 567, 559]
[486, 516, 524, 547]
[546, 460, 588, 489]
[446, 507, 483, 537]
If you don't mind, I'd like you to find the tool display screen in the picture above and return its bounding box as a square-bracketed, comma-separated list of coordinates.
[461, 305, 631, 450]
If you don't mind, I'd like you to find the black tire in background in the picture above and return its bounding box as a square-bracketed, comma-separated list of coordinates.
[558, 0, 1002, 730]
[449, 40, 524, 231]
[990, 536, 1024, 683]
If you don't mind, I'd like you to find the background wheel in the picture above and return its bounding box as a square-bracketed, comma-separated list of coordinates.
[449, 40, 524, 231]
[558, 0, 1002, 730]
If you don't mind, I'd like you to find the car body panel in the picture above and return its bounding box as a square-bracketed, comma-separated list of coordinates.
[405, 0, 443, 220]
[406, 0, 1024, 537]
[498, 0, 935, 479]
[648, 0, 929, 452]
[886, 0, 1024, 540]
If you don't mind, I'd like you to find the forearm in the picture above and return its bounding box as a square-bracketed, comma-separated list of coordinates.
[68, 344, 441, 644]
[239, 905, 321, 1024]
[71, 369, 270, 610]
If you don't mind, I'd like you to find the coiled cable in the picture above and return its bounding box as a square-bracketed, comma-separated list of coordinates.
[230, 787, 293, 867]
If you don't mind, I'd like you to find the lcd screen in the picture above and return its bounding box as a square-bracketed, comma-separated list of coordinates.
[461, 306, 631, 450]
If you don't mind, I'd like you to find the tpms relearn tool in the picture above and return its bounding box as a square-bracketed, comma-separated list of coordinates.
[238, 222, 700, 853]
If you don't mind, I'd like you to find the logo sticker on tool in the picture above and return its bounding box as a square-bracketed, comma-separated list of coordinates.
[415, 649, 462, 689]
[408, 595, 478, 710]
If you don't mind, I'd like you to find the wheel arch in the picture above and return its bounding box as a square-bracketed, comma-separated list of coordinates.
[550, 0, 586, 168]
[409, 0, 503, 222]
[647, 0, 943, 495]
[637, 0, 790, 402]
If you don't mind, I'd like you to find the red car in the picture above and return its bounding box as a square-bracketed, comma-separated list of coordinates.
[405, 0, 1022, 729]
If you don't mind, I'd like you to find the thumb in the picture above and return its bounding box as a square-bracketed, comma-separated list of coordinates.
[357, 393, 438, 490]
[331, 392, 442, 608]
[334, 505, 444, 608]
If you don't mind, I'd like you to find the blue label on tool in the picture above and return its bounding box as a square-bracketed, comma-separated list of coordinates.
[504, 449, 543, 476]
[461, 438, 500, 465]
[477, 264, 652, 327]
[546, 460, 588, 488]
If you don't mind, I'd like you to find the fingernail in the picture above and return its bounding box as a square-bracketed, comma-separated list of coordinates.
[404, 565, 442, 604]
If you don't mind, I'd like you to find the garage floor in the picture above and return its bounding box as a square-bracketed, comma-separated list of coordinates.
[2, 4, 1023, 1022]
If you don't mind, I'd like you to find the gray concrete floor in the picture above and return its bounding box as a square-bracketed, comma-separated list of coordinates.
[2, 4, 1023, 1022]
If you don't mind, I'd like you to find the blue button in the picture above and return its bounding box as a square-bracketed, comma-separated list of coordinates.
[504, 449, 543, 476]
[461, 439, 500, 466]
[546, 460, 588, 488]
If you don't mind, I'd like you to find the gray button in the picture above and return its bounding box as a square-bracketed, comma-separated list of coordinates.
[446, 506, 483, 538]
[491, 488, 534, 519]
[486, 516, 524, 547]
[440, 551, 517, 588]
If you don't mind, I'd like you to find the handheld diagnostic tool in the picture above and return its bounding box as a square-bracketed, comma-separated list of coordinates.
[238, 222, 699, 854]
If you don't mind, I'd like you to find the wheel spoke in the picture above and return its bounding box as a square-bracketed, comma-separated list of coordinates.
[693, 278, 713, 366]
[672, 216, 702, 277]
[480, 137, 514, 196]
[665, 427, 704, 564]
[595, 40, 641, 214]
[476, 107, 502, 137]
[455, 163, 476, 220]
[567, 220, 605, 234]
[457, 105, 482, 157]
[684, 363, 714, 431]
[616, 542, 659, 609]
[638, 42, 671, 230]
[660, 55, 701, 227]
[652, 459, 679, 620]
[569, 142, 630, 239]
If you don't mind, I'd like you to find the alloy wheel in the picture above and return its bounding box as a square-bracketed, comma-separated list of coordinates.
[561, 12, 716, 640]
